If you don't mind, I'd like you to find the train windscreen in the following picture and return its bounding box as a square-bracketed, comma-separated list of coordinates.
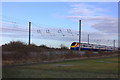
[71, 42, 76, 46]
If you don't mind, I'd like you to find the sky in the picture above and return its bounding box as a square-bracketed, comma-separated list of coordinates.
[1, 2, 118, 48]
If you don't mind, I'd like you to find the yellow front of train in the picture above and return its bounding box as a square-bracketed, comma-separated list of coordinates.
[70, 42, 78, 50]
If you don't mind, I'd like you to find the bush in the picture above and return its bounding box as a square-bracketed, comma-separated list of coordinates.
[2, 41, 27, 51]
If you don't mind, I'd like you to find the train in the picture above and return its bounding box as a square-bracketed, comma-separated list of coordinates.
[70, 42, 114, 51]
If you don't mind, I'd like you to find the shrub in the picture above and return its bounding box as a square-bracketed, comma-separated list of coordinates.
[2, 41, 27, 52]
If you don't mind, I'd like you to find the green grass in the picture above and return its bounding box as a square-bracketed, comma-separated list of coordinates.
[3, 57, 119, 78]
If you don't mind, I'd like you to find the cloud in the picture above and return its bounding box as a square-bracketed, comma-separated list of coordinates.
[66, 16, 114, 21]
[69, 3, 107, 16]
[63, 3, 118, 37]
[66, 15, 118, 34]
[92, 19, 118, 34]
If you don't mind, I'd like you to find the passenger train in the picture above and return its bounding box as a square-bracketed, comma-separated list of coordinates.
[70, 42, 113, 51]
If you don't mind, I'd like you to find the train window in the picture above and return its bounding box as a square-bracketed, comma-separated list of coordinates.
[71, 42, 76, 46]
[82, 45, 85, 47]
[83, 45, 91, 47]
[85, 45, 91, 47]
[99, 47, 104, 48]
[83, 45, 86, 47]
[95, 46, 99, 48]
[88, 45, 92, 47]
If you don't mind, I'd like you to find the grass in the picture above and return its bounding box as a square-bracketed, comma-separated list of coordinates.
[2, 57, 119, 78]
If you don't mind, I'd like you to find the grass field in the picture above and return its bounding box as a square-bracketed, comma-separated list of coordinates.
[2, 57, 119, 78]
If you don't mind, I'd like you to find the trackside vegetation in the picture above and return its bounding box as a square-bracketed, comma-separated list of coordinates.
[2, 41, 119, 65]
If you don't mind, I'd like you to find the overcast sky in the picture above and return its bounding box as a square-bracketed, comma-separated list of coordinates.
[1, 2, 118, 48]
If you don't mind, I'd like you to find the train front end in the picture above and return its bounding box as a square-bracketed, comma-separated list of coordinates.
[70, 42, 78, 50]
